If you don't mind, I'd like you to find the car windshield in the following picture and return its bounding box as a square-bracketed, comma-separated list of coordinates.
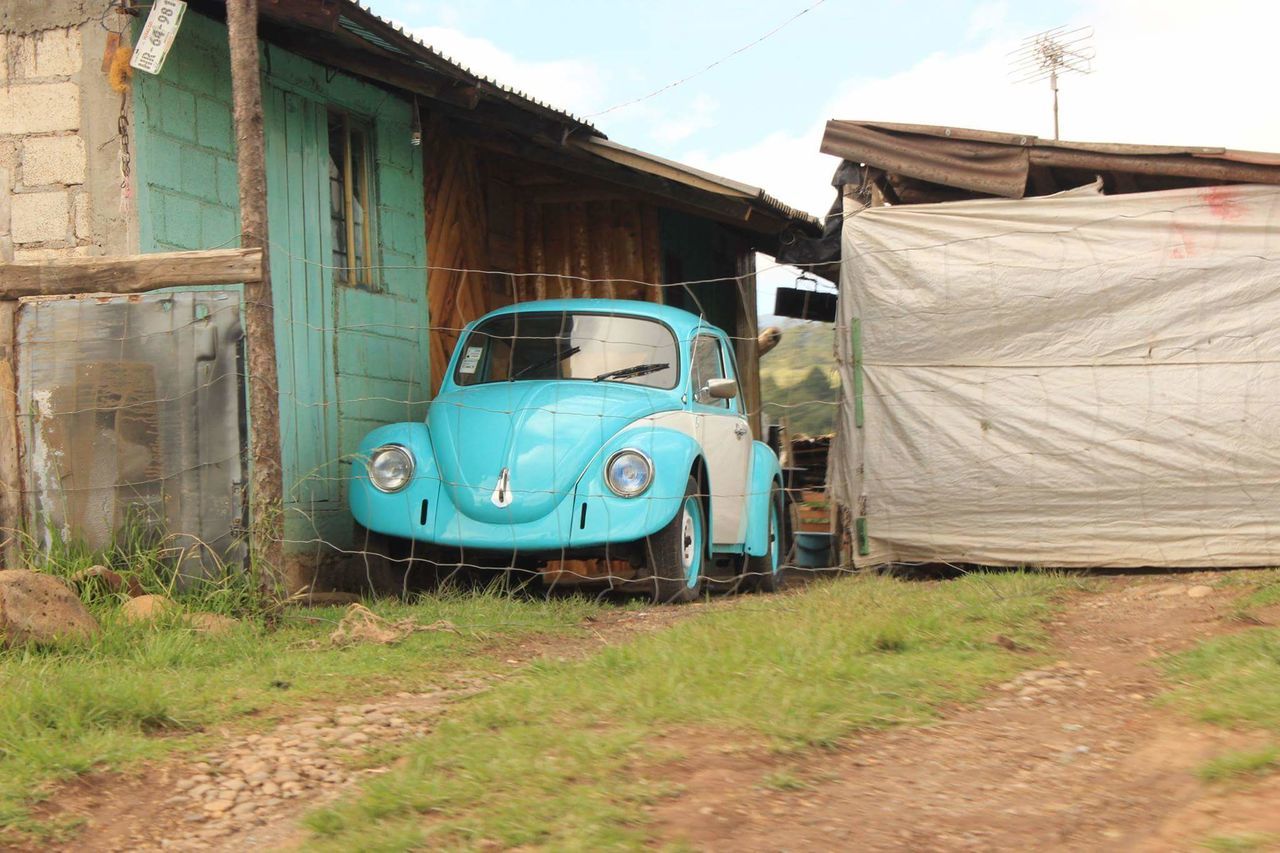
[453, 311, 680, 389]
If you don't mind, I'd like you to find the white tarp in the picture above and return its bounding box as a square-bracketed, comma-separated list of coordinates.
[831, 181, 1280, 567]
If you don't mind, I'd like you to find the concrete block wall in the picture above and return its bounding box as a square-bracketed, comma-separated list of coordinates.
[2, 15, 136, 263]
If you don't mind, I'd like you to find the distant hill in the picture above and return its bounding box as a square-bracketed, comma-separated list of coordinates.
[758, 320, 839, 437]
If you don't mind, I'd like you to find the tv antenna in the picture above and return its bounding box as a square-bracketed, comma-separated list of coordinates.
[1009, 25, 1094, 140]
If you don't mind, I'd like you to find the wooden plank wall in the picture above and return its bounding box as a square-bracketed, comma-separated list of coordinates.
[423, 115, 500, 393]
[424, 121, 665, 392]
[508, 200, 662, 304]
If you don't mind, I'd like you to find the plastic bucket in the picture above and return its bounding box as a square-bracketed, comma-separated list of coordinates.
[793, 532, 833, 568]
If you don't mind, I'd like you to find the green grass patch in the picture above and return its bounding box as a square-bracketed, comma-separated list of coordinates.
[1201, 832, 1280, 852]
[1199, 746, 1280, 783]
[1161, 628, 1280, 731]
[0, 587, 607, 843]
[305, 571, 1075, 850]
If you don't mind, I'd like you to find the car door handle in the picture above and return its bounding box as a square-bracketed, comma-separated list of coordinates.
[734, 423, 748, 439]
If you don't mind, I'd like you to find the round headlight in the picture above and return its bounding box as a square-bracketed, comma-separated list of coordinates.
[605, 449, 653, 498]
[368, 444, 414, 493]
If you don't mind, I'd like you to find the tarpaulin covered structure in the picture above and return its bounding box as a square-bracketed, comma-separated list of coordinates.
[830, 180, 1280, 567]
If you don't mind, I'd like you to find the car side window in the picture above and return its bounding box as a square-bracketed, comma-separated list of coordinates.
[690, 334, 731, 410]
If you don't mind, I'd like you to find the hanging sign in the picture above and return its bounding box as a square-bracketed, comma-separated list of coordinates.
[130, 0, 187, 75]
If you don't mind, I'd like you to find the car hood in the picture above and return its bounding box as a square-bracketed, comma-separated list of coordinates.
[427, 381, 679, 523]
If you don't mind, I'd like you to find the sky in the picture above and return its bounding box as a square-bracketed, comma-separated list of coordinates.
[366, 0, 1280, 312]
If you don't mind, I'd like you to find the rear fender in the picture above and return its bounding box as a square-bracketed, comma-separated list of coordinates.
[744, 441, 783, 557]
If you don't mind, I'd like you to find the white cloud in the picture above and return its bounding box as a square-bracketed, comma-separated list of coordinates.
[408, 26, 606, 115]
[649, 94, 719, 144]
[682, 0, 1280, 224]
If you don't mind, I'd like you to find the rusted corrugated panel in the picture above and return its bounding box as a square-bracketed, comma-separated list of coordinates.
[821, 121, 1032, 199]
[822, 120, 1280, 197]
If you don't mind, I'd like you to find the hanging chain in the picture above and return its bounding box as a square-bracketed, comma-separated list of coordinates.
[117, 93, 131, 188]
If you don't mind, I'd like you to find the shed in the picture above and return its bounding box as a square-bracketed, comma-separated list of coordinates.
[0, 2, 817, 590]
[818, 121, 1280, 568]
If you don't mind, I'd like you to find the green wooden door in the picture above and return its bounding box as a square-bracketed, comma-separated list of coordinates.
[264, 85, 340, 506]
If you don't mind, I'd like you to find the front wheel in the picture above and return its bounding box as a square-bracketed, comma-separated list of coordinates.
[640, 475, 707, 604]
[747, 484, 787, 593]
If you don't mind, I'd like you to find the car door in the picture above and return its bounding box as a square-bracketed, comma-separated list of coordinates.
[690, 332, 752, 548]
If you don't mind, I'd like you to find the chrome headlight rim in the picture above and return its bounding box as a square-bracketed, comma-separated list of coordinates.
[604, 448, 654, 498]
[367, 444, 415, 493]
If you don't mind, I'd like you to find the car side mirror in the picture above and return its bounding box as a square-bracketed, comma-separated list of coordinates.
[703, 378, 738, 400]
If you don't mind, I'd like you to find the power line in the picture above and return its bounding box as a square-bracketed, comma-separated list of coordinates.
[584, 0, 828, 120]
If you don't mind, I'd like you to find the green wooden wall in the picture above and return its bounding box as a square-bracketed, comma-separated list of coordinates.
[133, 12, 430, 552]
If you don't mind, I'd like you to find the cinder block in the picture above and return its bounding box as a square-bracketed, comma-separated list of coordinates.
[11, 191, 70, 244]
[15, 28, 82, 78]
[21, 134, 86, 186]
[0, 83, 80, 135]
[74, 191, 91, 239]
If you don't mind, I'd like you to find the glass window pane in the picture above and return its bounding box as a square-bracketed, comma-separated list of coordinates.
[327, 112, 349, 284]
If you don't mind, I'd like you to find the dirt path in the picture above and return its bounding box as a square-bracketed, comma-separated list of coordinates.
[32, 604, 695, 853]
[651, 572, 1280, 851]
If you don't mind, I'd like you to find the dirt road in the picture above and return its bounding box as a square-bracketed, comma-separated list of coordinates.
[651, 572, 1280, 850]
[33, 573, 1280, 851]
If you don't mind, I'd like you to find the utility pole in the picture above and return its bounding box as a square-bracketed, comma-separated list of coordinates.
[226, 0, 285, 588]
[1010, 26, 1094, 141]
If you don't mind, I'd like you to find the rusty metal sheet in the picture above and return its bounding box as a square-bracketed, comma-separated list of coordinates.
[820, 121, 1031, 199]
[16, 291, 246, 580]
[822, 120, 1280, 199]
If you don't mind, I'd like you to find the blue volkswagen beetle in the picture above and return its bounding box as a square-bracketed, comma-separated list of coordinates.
[349, 298, 786, 602]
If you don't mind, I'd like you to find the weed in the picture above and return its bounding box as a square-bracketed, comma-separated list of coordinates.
[1161, 629, 1280, 731]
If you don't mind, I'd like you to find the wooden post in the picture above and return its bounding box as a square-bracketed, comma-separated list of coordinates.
[227, 0, 285, 585]
[0, 301, 21, 567]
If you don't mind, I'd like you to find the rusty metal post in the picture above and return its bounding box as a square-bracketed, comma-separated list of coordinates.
[226, 0, 285, 587]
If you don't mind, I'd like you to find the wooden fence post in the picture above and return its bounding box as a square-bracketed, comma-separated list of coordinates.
[227, 0, 286, 586]
[0, 301, 21, 567]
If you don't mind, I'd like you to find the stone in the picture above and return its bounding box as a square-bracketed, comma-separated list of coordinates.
[1157, 584, 1187, 597]
[10, 190, 69, 244]
[1186, 585, 1214, 598]
[203, 799, 234, 814]
[0, 83, 80, 135]
[188, 613, 239, 635]
[21, 135, 85, 186]
[0, 569, 99, 647]
[121, 594, 180, 623]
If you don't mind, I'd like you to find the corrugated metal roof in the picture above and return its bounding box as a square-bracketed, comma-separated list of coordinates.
[263, 0, 818, 232]
[822, 120, 1280, 200]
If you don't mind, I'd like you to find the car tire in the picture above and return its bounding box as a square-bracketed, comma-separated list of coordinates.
[747, 484, 787, 593]
[641, 475, 707, 604]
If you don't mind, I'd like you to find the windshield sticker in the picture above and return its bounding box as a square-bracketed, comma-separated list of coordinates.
[459, 346, 483, 374]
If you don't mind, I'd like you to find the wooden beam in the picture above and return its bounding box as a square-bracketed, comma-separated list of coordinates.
[259, 0, 340, 31]
[0, 248, 262, 298]
[227, 0, 286, 588]
[0, 301, 20, 566]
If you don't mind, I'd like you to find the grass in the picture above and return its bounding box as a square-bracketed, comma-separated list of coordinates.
[0, 585, 608, 843]
[1161, 571, 1280, 790]
[1201, 832, 1280, 852]
[304, 570, 1075, 850]
[1198, 746, 1280, 783]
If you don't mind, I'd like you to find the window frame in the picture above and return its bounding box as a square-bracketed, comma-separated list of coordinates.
[690, 332, 733, 411]
[328, 109, 379, 291]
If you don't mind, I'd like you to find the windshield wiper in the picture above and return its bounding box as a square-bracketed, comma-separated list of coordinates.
[593, 362, 670, 383]
[511, 345, 581, 380]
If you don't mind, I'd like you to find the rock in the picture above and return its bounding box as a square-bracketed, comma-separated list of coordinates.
[1186, 585, 1214, 598]
[1156, 584, 1188, 597]
[203, 799, 235, 814]
[121, 594, 179, 623]
[0, 569, 100, 647]
[68, 565, 145, 597]
[188, 613, 239, 635]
